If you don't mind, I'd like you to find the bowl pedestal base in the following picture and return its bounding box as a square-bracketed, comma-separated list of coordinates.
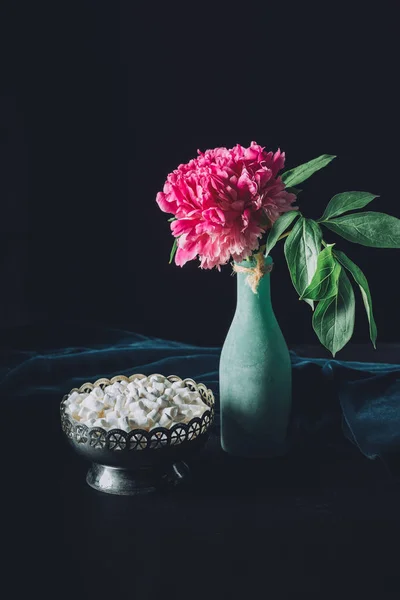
[86, 461, 190, 495]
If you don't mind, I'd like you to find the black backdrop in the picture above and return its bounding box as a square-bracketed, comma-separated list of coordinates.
[1, 1, 399, 349]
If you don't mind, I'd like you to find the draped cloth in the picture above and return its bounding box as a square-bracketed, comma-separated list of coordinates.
[2, 324, 400, 461]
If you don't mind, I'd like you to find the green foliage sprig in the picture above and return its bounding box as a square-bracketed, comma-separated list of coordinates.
[266, 155, 400, 356]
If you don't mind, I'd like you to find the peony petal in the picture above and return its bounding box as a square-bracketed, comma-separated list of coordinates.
[271, 149, 286, 176]
[175, 240, 198, 267]
[237, 167, 258, 196]
[156, 141, 295, 269]
[156, 192, 176, 214]
[171, 219, 196, 236]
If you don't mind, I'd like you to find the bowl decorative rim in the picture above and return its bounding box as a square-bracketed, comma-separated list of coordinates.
[60, 373, 215, 452]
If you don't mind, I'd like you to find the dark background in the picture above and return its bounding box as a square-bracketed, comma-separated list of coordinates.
[1, 1, 399, 349]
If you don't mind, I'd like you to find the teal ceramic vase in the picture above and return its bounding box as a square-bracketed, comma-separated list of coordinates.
[219, 254, 292, 457]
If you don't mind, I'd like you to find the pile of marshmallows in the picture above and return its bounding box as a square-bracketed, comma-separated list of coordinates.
[64, 375, 209, 432]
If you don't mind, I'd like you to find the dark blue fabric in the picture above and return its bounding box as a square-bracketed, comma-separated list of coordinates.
[1, 327, 399, 460]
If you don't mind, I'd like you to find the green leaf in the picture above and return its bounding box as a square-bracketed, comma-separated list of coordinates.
[312, 269, 355, 357]
[285, 187, 303, 196]
[265, 210, 300, 257]
[167, 217, 176, 222]
[281, 154, 336, 187]
[334, 249, 377, 348]
[300, 245, 342, 300]
[169, 238, 178, 264]
[319, 191, 379, 221]
[284, 217, 322, 310]
[323, 211, 400, 247]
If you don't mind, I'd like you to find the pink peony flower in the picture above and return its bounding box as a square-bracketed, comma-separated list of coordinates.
[156, 141, 297, 269]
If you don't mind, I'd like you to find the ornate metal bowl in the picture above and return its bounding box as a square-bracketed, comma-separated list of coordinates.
[60, 373, 215, 495]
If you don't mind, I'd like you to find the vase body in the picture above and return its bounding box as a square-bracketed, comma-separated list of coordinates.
[219, 255, 292, 457]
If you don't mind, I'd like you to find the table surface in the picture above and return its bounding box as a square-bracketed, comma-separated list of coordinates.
[4, 335, 400, 598]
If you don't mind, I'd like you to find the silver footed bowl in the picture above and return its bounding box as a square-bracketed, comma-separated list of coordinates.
[60, 373, 215, 495]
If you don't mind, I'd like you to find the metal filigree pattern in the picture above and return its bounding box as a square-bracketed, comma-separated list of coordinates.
[60, 373, 215, 452]
[170, 425, 187, 446]
[187, 419, 202, 440]
[201, 412, 211, 434]
[88, 428, 107, 449]
[149, 429, 169, 449]
[75, 424, 88, 444]
[128, 431, 148, 450]
[62, 417, 74, 439]
[107, 430, 127, 451]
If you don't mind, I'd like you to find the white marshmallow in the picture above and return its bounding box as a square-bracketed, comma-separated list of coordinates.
[78, 406, 92, 420]
[103, 393, 115, 408]
[177, 390, 199, 403]
[86, 410, 98, 421]
[64, 376, 210, 432]
[82, 396, 104, 412]
[131, 409, 148, 427]
[191, 405, 206, 416]
[67, 402, 79, 415]
[119, 405, 130, 417]
[173, 411, 187, 422]
[159, 412, 173, 428]
[133, 399, 146, 412]
[105, 410, 119, 422]
[93, 418, 108, 428]
[171, 380, 186, 389]
[115, 395, 124, 412]
[175, 403, 193, 414]
[188, 391, 202, 403]
[147, 409, 161, 423]
[127, 402, 138, 414]
[89, 387, 104, 400]
[143, 398, 158, 411]
[153, 381, 165, 394]
[172, 394, 185, 405]
[118, 416, 130, 431]
[156, 396, 169, 409]
[149, 374, 164, 383]
[67, 391, 80, 404]
[164, 406, 179, 419]
[182, 409, 194, 422]
[127, 388, 139, 400]
[176, 389, 191, 402]
[111, 382, 125, 394]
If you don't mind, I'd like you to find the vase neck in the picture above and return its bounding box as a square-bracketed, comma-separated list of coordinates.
[234, 255, 272, 313]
